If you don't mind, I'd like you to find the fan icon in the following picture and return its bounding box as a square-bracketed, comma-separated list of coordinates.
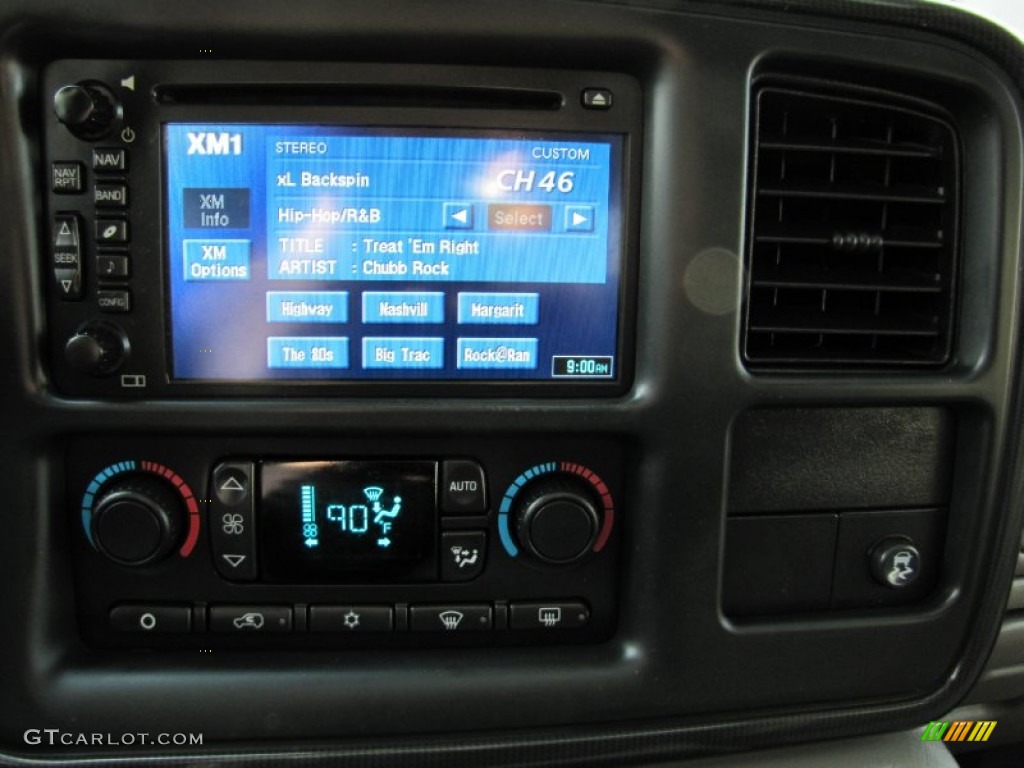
[221, 513, 244, 535]
[343, 611, 360, 630]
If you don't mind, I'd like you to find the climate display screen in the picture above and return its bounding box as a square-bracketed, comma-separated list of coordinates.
[259, 460, 437, 581]
[164, 124, 625, 382]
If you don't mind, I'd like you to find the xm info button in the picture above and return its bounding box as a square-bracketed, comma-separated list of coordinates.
[487, 204, 551, 231]
[457, 338, 538, 370]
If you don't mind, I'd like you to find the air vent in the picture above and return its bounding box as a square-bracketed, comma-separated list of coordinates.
[744, 86, 960, 368]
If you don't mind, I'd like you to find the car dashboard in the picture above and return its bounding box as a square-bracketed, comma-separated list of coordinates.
[2, 0, 1024, 765]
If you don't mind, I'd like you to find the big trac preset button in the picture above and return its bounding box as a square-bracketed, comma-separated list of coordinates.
[209, 461, 258, 581]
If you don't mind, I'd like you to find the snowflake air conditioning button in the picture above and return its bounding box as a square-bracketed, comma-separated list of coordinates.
[209, 461, 257, 581]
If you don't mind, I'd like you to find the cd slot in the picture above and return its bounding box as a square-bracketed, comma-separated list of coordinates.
[153, 83, 564, 111]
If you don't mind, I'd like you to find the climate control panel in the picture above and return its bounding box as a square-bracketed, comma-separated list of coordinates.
[66, 435, 622, 647]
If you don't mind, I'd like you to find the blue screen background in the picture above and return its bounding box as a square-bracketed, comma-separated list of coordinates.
[165, 124, 624, 381]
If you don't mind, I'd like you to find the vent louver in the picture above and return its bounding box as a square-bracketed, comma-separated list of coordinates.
[744, 86, 960, 368]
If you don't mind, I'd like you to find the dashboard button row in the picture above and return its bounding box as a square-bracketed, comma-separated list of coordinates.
[109, 601, 591, 634]
[50, 148, 131, 310]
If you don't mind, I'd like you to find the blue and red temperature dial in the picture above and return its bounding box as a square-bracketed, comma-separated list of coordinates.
[81, 460, 200, 565]
[498, 461, 615, 564]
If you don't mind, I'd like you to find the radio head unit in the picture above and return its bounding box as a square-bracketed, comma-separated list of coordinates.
[43, 62, 641, 397]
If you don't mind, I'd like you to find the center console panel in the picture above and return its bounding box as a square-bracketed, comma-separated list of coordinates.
[67, 435, 622, 648]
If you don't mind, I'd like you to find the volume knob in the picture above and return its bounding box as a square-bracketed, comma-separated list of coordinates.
[64, 321, 129, 377]
[53, 82, 120, 140]
[92, 476, 184, 566]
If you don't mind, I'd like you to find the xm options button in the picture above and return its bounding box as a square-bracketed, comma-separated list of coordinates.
[457, 338, 538, 370]
[362, 337, 444, 370]
[183, 240, 251, 281]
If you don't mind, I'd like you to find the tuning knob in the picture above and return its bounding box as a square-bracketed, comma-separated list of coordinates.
[53, 82, 121, 140]
[64, 321, 129, 377]
[92, 476, 184, 566]
[513, 476, 600, 565]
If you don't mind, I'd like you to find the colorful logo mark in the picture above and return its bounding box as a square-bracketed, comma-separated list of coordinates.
[921, 721, 997, 743]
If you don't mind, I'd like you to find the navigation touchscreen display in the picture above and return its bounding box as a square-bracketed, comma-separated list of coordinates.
[164, 124, 625, 383]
